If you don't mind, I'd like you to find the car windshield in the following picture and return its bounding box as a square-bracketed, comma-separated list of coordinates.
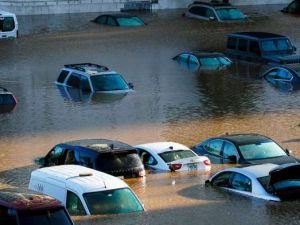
[215, 8, 246, 21]
[261, 39, 293, 52]
[18, 208, 72, 225]
[159, 150, 196, 163]
[83, 188, 144, 214]
[96, 152, 142, 171]
[116, 17, 145, 26]
[90, 74, 129, 91]
[239, 140, 286, 160]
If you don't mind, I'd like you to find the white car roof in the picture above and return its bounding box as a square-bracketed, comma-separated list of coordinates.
[32, 165, 128, 194]
[135, 142, 191, 154]
[0, 10, 16, 17]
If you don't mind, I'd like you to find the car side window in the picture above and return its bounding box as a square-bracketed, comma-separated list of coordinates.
[67, 73, 81, 88]
[206, 8, 215, 18]
[211, 172, 232, 188]
[189, 55, 199, 64]
[66, 191, 86, 215]
[265, 69, 279, 79]
[45, 146, 66, 166]
[277, 69, 293, 80]
[204, 140, 223, 156]
[222, 142, 238, 158]
[80, 76, 91, 92]
[0, 206, 17, 225]
[177, 54, 189, 62]
[230, 173, 252, 192]
[249, 41, 261, 56]
[78, 153, 94, 168]
[238, 39, 248, 52]
[64, 150, 77, 164]
[189, 6, 206, 17]
[107, 16, 117, 26]
[96, 16, 106, 24]
[139, 150, 158, 166]
[57, 70, 69, 83]
[227, 37, 237, 49]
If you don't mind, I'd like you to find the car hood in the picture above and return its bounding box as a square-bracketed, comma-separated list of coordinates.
[263, 54, 300, 64]
[247, 156, 298, 165]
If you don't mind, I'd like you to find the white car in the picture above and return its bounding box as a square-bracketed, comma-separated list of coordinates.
[206, 163, 300, 201]
[0, 10, 18, 38]
[134, 142, 211, 172]
[29, 165, 144, 215]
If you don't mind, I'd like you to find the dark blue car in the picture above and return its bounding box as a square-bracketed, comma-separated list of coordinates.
[191, 134, 299, 165]
[41, 139, 145, 178]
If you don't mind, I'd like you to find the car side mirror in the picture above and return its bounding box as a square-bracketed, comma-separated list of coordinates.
[293, 46, 297, 51]
[285, 149, 292, 156]
[209, 16, 216, 21]
[128, 82, 134, 89]
[228, 155, 237, 163]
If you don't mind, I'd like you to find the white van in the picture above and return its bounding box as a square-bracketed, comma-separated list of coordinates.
[29, 165, 144, 215]
[0, 10, 18, 39]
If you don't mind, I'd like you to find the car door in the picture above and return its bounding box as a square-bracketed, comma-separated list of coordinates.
[221, 141, 240, 163]
[202, 139, 224, 163]
[229, 172, 252, 193]
[188, 6, 210, 21]
[95, 15, 107, 25]
[137, 149, 159, 170]
[44, 145, 68, 166]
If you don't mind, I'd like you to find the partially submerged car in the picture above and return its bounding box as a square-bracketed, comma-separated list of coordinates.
[29, 165, 144, 215]
[91, 13, 145, 27]
[41, 139, 145, 178]
[281, 0, 300, 15]
[134, 142, 211, 172]
[184, 1, 247, 22]
[0, 188, 74, 225]
[192, 134, 298, 165]
[56, 63, 134, 94]
[0, 10, 18, 39]
[173, 51, 232, 71]
[225, 32, 300, 64]
[0, 87, 17, 113]
[206, 163, 300, 201]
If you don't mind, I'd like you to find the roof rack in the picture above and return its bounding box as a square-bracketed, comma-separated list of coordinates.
[64, 63, 109, 74]
[193, 1, 231, 7]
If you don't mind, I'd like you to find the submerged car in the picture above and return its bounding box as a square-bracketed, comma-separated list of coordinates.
[134, 142, 211, 172]
[91, 13, 145, 27]
[173, 51, 232, 71]
[192, 134, 298, 165]
[0, 10, 18, 39]
[29, 165, 144, 215]
[56, 63, 134, 94]
[0, 188, 74, 225]
[184, 1, 247, 22]
[206, 163, 300, 201]
[262, 64, 300, 84]
[41, 139, 145, 178]
[225, 32, 300, 64]
[281, 0, 300, 15]
[0, 87, 17, 113]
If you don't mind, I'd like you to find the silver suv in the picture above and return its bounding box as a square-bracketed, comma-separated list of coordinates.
[184, 1, 246, 22]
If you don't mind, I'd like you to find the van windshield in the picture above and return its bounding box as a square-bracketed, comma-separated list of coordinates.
[0, 16, 15, 32]
[19, 208, 73, 225]
[83, 188, 144, 214]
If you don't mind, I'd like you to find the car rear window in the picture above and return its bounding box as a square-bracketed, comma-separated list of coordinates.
[0, 94, 15, 105]
[0, 16, 15, 32]
[57, 70, 69, 83]
[96, 151, 142, 170]
[159, 150, 196, 163]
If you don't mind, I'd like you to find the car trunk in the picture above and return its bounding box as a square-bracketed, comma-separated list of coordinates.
[168, 157, 204, 172]
[269, 163, 300, 199]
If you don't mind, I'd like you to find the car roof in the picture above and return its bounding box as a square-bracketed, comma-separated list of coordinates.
[229, 32, 286, 40]
[237, 163, 279, 178]
[98, 13, 139, 18]
[0, 87, 13, 95]
[192, 1, 232, 7]
[31, 165, 128, 194]
[134, 142, 191, 154]
[62, 139, 136, 152]
[0, 188, 63, 211]
[0, 10, 16, 17]
[63, 63, 111, 76]
[218, 133, 272, 146]
[266, 64, 300, 75]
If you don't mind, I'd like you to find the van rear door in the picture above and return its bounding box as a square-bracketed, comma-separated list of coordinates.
[0, 15, 17, 38]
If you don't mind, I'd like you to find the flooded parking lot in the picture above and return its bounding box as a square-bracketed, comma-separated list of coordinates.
[0, 4, 300, 225]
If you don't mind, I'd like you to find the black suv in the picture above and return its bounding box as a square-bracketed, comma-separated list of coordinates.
[41, 139, 145, 178]
[225, 32, 300, 64]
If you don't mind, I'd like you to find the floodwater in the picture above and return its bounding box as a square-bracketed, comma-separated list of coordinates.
[0, 4, 300, 225]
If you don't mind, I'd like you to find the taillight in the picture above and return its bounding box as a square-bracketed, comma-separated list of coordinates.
[203, 159, 211, 166]
[169, 163, 182, 171]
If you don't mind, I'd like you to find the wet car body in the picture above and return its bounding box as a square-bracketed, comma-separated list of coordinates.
[0, 188, 74, 225]
[56, 63, 134, 94]
[91, 13, 145, 27]
[206, 163, 300, 201]
[134, 142, 211, 172]
[173, 51, 232, 71]
[0, 87, 17, 113]
[281, 0, 300, 15]
[191, 134, 299, 165]
[184, 1, 247, 22]
[41, 139, 145, 178]
[225, 32, 300, 64]
[262, 64, 300, 84]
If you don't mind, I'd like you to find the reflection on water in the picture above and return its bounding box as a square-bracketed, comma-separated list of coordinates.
[0, 4, 300, 225]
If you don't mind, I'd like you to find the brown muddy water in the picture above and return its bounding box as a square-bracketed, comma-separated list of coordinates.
[0, 4, 300, 225]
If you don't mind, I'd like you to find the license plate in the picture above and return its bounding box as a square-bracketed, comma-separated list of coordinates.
[187, 163, 198, 170]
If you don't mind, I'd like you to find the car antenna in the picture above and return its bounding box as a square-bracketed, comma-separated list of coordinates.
[169, 146, 173, 150]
